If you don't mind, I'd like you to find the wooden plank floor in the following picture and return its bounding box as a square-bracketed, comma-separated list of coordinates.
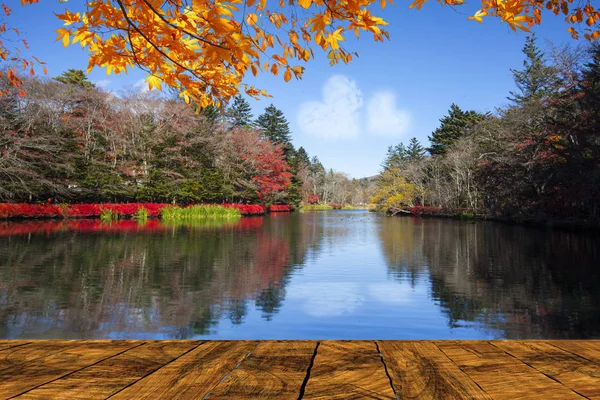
[0, 341, 598, 399]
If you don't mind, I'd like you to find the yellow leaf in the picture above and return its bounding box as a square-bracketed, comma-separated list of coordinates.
[55, 28, 70, 47]
[270, 63, 278, 75]
[251, 63, 258, 76]
[146, 75, 162, 91]
[283, 68, 291, 82]
[246, 13, 258, 25]
[298, 0, 312, 9]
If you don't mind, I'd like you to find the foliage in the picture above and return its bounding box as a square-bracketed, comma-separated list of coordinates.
[133, 207, 149, 221]
[100, 208, 119, 222]
[54, 69, 95, 88]
[226, 96, 253, 127]
[269, 204, 293, 212]
[160, 205, 241, 220]
[508, 34, 559, 104]
[371, 168, 425, 210]
[427, 104, 485, 155]
[300, 204, 333, 211]
[3, 0, 599, 101]
[375, 40, 600, 223]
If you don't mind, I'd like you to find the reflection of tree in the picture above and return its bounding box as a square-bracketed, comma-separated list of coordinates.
[378, 217, 600, 338]
[0, 215, 324, 339]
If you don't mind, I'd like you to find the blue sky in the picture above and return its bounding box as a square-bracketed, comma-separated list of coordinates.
[10, 2, 579, 177]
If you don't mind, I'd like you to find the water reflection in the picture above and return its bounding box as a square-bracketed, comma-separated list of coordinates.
[0, 212, 599, 339]
[378, 217, 600, 339]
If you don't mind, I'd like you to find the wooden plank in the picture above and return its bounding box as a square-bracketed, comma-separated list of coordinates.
[110, 341, 258, 400]
[493, 341, 600, 399]
[436, 341, 585, 399]
[0, 341, 30, 352]
[549, 340, 600, 364]
[301, 341, 396, 400]
[0, 341, 142, 399]
[205, 341, 317, 399]
[0, 341, 81, 372]
[377, 341, 492, 399]
[14, 341, 200, 400]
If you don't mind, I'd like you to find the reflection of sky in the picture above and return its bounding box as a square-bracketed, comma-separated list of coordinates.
[201, 212, 503, 340]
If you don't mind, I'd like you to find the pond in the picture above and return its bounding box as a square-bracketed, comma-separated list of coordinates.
[1, 211, 599, 340]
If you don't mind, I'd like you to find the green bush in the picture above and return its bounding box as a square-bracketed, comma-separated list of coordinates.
[100, 209, 119, 222]
[300, 204, 333, 211]
[459, 211, 474, 219]
[133, 207, 149, 221]
[160, 205, 241, 220]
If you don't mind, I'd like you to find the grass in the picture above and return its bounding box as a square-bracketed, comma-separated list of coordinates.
[100, 209, 119, 222]
[132, 207, 149, 221]
[300, 204, 333, 211]
[459, 211, 475, 219]
[160, 205, 241, 220]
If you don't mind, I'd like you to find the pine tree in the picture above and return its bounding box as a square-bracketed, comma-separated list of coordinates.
[508, 34, 558, 105]
[381, 143, 407, 171]
[54, 69, 95, 88]
[406, 137, 426, 161]
[427, 104, 483, 155]
[296, 146, 311, 168]
[255, 104, 293, 151]
[226, 95, 253, 127]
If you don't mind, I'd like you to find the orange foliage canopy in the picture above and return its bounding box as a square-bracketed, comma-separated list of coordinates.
[1, 0, 599, 103]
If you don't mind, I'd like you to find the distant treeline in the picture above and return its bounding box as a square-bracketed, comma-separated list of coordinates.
[0, 70, 374, 206]
[373, 37, 600, 223]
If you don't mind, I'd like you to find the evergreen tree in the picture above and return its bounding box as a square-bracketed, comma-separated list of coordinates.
[427, 104, 483, 155]
[296, 146, 311, 168]
[406, 137, 426, 161]
[201, 104, 221, 124]
[255, 104, 293, 152]
[256, 104, 302, 205]
[381, 143, 407, 170]
[508, 34, 558, 104]
[54, 69, 95, 88]
[226, 95, 253, 127]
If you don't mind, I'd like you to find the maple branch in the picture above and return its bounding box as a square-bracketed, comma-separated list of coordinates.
[139, 0, 231, 51]
[114, 0, 211, 87]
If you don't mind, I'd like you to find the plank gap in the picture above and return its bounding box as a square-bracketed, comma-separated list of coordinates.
[297, 341, 320, 400]
[374, 341, 398, 399]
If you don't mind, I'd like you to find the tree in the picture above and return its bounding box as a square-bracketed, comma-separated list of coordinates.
[54, 69, 95, 88]
[508, 35, 558, 104]
[427, 104, 484, 155]
[3, 0, 599, 102]
[226, 96, 253, 128]
[406, 137, 426, 161]
[381, 143, 407, 171]
[255, 105, 293, 153]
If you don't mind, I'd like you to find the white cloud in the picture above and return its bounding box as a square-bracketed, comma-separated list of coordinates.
[297, 75, 363, 140]
[367, 283, 420, 305]
[134, 78, 150, 92]
[366, 91, 411, 137]
[94, 79, 111, 90]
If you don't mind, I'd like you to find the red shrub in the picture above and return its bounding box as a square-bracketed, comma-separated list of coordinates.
[269, 204, 292, 212]
[223, 203, 266, 215]
[331, 204, 342, 210]
[410, 206, 444, 215]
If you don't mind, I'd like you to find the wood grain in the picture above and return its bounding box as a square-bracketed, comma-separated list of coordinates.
[205, 341, 317, 399]
[378, 341, 491, 399]
[549, 340, 600, 364]
[301, 341, 396, 399]
[0, 341, 81, 372]
[0, 341, 30, 352]
[0, 341, 142, 399]
[109, 340, 258, 400]
[436, 341, 585, 399]
[14, 341, 200, 400]
[493, 341, 600, 399]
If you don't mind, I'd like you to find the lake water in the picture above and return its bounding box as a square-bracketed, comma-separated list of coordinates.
[1, 211, 599, 340]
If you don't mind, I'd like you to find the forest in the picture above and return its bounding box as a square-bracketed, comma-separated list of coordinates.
[0, 70, 373, 207]
[372, 37, 600, 224]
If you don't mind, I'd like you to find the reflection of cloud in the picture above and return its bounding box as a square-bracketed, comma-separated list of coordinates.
[288, 282, 365, 317]
[297, 75, 363, 140]
[368, 283, 417, 305]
